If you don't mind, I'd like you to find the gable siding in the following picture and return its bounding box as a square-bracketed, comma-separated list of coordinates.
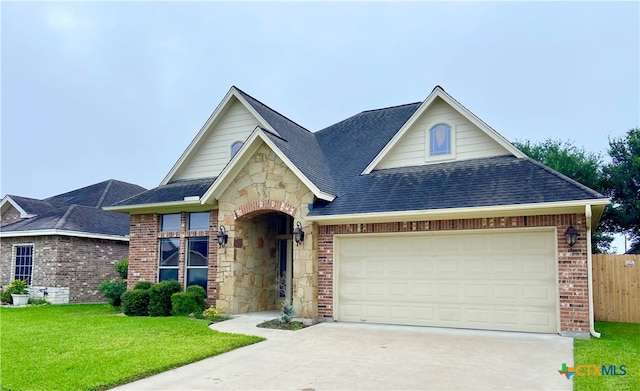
[173, 99, 261, 181]
[376, 98, 510, 170]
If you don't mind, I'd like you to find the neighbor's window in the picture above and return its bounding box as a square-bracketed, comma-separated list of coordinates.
[188, 212, 209, 231]
[231, 141, 243, 157]
[13, 245, 34, 285]
[186, 237, 208, 290]
[160, 213, 180, 232]
[429, 124, 452, 156]
[158, 238, 180, 281]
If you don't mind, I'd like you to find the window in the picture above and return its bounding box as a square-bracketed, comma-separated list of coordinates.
[186, 237, 208, 290]
[429, 124, 452, 156]
[161, 214, 180, 232]
[188, 212, 209, 231]
[231, 141, 243, 157]
[13, 245, 34, 285]
[158, 238, 180, 281]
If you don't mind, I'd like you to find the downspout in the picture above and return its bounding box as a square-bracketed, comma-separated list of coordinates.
[586, 204, 601, 338]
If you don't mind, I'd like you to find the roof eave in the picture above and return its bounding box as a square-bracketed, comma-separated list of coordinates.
[306, 198, 611, 225]
[0, 229, 130, 242]
[0, 195, 35, 218]
[103, 199, 214, 215]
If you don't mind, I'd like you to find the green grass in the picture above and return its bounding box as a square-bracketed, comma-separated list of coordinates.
[573, 322, 640, 391]
[0, 304, 264, 391]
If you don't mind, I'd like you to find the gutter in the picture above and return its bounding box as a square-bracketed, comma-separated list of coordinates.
[586, 204, 601, 338]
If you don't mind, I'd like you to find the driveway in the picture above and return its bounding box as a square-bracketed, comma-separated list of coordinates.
[112, 312, 573, 390]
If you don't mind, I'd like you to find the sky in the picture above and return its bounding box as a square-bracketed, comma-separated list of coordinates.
[1, 1, 639, 248]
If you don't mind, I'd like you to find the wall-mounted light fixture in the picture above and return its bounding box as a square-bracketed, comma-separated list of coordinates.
[565, 224, 579, 249]
[217, 225, 228, 247]
[293, 221, 305, 246]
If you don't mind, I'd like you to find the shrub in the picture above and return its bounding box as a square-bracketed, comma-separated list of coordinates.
[148, 280, 182, 317]
[202, 305, 221, 321]
[1, 280, 30, 304]
[280, 300, 295, 323]
[122, 289, 150, 316]
[171, 292, 202, 317]
[185, 285, 206, 311]
[98, 280, 127, 307]
[133, 281, 153, 290]
[115, 258, 129, 280]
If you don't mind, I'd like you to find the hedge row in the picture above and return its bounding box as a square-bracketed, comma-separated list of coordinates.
[120, 280, 206, 317]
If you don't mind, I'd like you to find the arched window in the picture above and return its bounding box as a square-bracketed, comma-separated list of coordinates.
[231, 141, 243, 157]
[429, 124, 452, 156]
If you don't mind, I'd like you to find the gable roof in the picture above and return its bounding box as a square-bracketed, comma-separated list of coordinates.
[1, 180, 146, 240]
[110, 86, 609, 224]
[362, 86, 525, 174]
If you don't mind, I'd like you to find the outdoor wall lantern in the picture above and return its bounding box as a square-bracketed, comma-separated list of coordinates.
[293, 221, 305, 246]
[216, 225, 228, 247]
[565, 224, 579, 249]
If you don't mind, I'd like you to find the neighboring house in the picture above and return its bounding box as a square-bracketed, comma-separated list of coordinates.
[106, 86, 609, 337]
[1, 180, 146, 303]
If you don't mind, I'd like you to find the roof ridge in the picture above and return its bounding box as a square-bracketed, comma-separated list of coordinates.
[233, 86, 312, 133]
[360, 101, 422, 114]
[96, 179, 114, 208]
[54, 205, 76, 229]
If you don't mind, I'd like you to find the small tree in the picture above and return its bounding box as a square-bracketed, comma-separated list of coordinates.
[280, 300, 295, 324]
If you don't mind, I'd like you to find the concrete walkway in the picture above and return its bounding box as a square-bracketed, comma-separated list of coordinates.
[112, 313, 573, 390]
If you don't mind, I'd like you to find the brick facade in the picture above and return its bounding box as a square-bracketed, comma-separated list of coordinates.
[1, 204, 23, 227]
[127, 210, 219, 305]
[0, 235, 127, 303]
[317, 213, 590, 334]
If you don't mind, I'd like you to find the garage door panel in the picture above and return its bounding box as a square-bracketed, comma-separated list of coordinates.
[337, 230, 558, 333]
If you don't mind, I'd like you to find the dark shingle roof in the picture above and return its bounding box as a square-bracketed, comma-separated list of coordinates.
[307, 156, 606, 217]
[45, 179, 146, 208]
[236, 87, 337, 194]
[6, 196, 62, 215]
[1, 179, 146, 237]
[2, 205, 132, 236]
[113, 177, 216, 206]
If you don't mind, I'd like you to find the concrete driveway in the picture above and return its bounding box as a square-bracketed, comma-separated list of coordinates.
[112, 312, 573, 390]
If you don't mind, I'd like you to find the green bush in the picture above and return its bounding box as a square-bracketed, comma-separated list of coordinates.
[122, 289, 150, 316]
[133, 281, 153, 290]
[185, 285, 206, 311]
[171, 292, 202, 317]
[280, 300, 295, 323]
[115, 258, 129, 280]
[148, 280, 182, 317]
[202, 305, 222, 321]
[98, 280, 127, 307]
[1, 280, 29, 304]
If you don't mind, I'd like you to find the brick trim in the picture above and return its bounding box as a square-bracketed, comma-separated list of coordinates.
[317, 214, 589, 333]
[234, 200, 298, 219]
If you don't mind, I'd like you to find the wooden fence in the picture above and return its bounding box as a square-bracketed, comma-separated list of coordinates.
[592, 254, 640, 323]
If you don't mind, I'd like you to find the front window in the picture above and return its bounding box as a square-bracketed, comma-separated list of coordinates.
[188, 212, 209, 231]
[158, 238, 180, 281]
[186, 237, 208, 290]
[429, 124, 452, 156]
[161, 214, 180, 232]
[13, 245, 34, 285]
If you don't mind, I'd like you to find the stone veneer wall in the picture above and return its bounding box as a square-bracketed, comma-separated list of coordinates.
[317, 213, 590, 334]
[217, 143, 317, 317]
[128, 211, 219, 304]
[0, 235, 127, 303]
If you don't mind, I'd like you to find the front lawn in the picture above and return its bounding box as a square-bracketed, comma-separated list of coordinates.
[573, 322, 640, 391]
[0, 304, 264, 391]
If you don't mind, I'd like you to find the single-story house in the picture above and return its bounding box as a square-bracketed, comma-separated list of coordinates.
[1, 179, 146, 303]
[106, 86, 609, 337]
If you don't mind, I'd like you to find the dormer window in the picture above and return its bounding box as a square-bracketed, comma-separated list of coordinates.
[231, 141, 243, 158]
[427, 123, 455, 161]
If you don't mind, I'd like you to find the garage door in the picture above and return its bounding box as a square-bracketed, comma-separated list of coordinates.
[336, 229, 558, 333]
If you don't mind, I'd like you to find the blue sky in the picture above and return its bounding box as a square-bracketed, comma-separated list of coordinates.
[2, 2, 638, 198]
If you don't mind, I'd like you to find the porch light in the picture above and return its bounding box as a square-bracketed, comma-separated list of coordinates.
[216, 225, 228, 247]
[293, 221, 305, 246]
[565, 224, 579, 248]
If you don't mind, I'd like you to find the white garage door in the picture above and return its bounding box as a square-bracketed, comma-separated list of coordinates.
[336, 229, 558, 333]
